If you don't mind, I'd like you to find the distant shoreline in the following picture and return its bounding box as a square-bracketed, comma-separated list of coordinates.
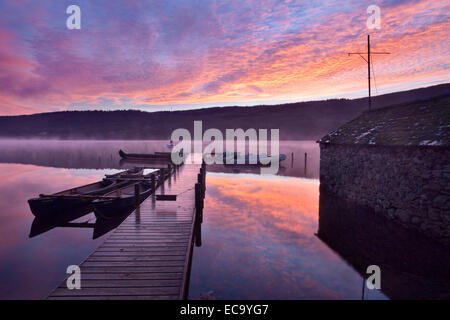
[0, 84, 448, 141]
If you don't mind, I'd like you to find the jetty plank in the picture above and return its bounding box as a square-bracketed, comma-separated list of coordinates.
[48, 164, 202, 300]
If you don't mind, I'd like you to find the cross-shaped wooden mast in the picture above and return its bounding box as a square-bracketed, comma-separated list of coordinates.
[348, 35, 390, 110]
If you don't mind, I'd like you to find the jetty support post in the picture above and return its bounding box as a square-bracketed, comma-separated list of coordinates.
[195, 183, 203, 223]
[194, 163, 206, 246]
[197, 174, 204, 202]
[150, 174, 156, 191]
[194, 182, 203, 247]
[200, 161, 206, 196]
[159, 168, 164, 185]
[304, 153, 308, 177]
[134, 184, 140, 206]
[150, 174, 156, 200]
[158, 168, 165, 193]
[194, 221, 202, 247]
[198, 171, 206, 199]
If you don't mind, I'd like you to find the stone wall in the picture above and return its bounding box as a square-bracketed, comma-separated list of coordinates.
[319, 143, 450, 243]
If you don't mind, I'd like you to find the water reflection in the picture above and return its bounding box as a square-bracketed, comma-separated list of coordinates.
[3, 139, 423, 300]
[0, 139, 320, 299]
[0, 164, 119, 299]
[188, 173, 387, 299]
[29, 209, 133, 240]
[0, 140, 319, 178]
[29, 205, 93, 238]
[317, 188, 450, 300]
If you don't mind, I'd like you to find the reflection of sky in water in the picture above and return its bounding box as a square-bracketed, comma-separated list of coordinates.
[0, 141, 388, 300]
[0, 164, 118, 299]
[189, 173, 388, 300]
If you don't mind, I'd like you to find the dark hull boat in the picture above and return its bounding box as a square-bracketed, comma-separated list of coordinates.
[28, 169, 141, 218]
[119, 149, 171, 160]
[119, 149, 184, 161]
[222, 152, 287, 165]
[93, 181, 153, 219]
[105, 167, 143, 178]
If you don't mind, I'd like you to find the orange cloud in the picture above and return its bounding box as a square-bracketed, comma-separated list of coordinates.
[0, 0, 448, 114]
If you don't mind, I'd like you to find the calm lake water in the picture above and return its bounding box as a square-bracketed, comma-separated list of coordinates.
[3, 139, 444, 300]
[188, 173, 386, 299]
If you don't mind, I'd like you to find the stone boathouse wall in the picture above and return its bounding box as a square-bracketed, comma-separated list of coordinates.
[319, 143, 450, 243]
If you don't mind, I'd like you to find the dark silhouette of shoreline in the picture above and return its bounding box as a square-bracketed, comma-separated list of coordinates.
[0, 84, 448, 140]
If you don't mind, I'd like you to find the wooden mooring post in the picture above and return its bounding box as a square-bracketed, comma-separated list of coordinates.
[304, 152, 308, 177]
[150, 174, 156, 191]
[194, 222, 202, 247]
[194, 162, 206, 227]
[195, 183, 203, 224]
[159, 168, 165, 188]
[134, 184, 140, 206]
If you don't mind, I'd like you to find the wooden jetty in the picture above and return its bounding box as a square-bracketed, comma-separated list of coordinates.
[47, 162, 206, 300]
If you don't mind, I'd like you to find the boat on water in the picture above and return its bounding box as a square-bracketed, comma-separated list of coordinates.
[119, 149, 183, 161]
[119, 149, 171, 160]
[92, 181, 154, 219]
[28, 168, 143, 218]
[105, 167, 143, 178]
[222, 152, 287, 165]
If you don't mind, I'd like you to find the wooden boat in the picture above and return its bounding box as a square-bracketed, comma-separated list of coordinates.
[119, 149, 184, 161]
[222, 152, 287, 165]
[105, 168, 159, 181]
[105, 167, 143, 178]
[28, 169, 142, 218]
[119, 149, 170, 160]
[92, 168, 167, 219]
[92, 181, 154, 219]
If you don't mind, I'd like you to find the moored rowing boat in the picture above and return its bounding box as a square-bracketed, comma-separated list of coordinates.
[118, 149, 184, 161]
[92, 181, 153, 219]
[27, 168, 144, 218]
[222, 152, 287, 165]
[119, 149, 171, 160]
[93, 168, 168, 219]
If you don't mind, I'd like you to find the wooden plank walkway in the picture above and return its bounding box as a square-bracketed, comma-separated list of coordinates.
[48, 163, 204, 300]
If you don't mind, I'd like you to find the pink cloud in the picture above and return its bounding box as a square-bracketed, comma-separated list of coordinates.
[0, 0, 448, 115]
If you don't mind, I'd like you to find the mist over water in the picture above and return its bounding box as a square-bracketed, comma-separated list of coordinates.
[0, 140, 319, 178]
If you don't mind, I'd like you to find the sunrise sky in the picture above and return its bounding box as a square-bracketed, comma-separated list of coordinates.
[0, 0, 448, 115]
